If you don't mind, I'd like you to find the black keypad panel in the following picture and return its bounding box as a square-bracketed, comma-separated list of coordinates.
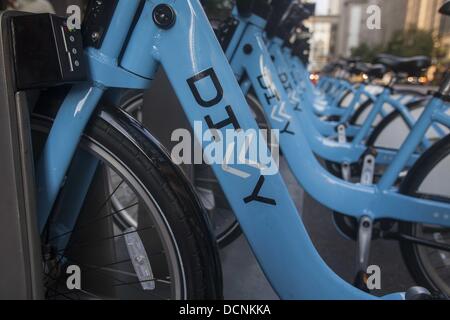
[11, 13, 87, 90]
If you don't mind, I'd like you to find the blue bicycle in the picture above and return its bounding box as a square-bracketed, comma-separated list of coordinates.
[7, 0, 450, 299]
[218, 0, 450, 295]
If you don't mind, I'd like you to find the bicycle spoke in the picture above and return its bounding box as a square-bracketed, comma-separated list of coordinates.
[49, 202, 139, 243]
[56, 225, 155, 255]
[52, 254, 171, 300]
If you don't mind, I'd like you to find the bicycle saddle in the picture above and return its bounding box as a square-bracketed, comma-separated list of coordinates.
[375, 54, 431, 77]
[333, 59, 347, 69]
[350, 62, 386, 79]
[366, 64, 387, 79]
[439, 0, 450, 16]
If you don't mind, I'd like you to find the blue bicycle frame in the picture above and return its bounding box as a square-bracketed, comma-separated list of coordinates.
[269, 39, 444, 151]
[225, 10, 450, 225]
[233, 33, 424, 166]
[33, 0, 449, 300]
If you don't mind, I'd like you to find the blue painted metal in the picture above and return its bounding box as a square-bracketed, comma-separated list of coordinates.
[351, 89, 389, 146]
[37, 0, 149, 233]
[227, 13, 450, 227]
[85, 0, 152, 89]
[270, 35, 438, 161]
[149, 0, 384, 300]
[433, 108, 450, 128]
[378, 98, 446, 190]
[35, 0, 450, 300]
[48, 150, 99, 253]
[36, 83, 105, 232]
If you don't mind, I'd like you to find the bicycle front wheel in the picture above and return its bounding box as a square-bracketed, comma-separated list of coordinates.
[33, 107, 222, 300]
[400, 134, 450, 297]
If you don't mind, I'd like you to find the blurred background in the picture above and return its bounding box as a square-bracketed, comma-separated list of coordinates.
[308, 0, 450, 85]
[203, 0, 450, 85]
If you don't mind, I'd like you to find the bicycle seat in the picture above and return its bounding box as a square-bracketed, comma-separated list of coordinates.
[350, 63, 386, 79]
[366, 64, 387, 79]
[322, 63, 338, 74]
[349, 62, 368, 74]
[439, 0, 450, 16]
[334, 59, 347, 69]
[345, 57, 362, 65]
[375, 54, 431, 77]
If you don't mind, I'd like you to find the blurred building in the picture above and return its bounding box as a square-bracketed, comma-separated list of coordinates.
[309, 0, 341, 71]
[310, 0, 450, 69]
[404, 0, 443, 32]
[336, 0, 408, 57]
[404, 0, 450, 60]
[309, 0, 409, 69]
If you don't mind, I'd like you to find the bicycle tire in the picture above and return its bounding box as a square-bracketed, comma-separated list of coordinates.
[32, 106, 222, 300]
[117, 89, 243, 248]
[399, 134, 450, 296]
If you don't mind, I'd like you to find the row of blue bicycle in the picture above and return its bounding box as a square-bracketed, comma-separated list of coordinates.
[14, 0, 450, 299]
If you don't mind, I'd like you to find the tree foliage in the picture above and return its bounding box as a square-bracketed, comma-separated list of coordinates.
[385, 28, 434, 57]
[351, 28, 435, 62]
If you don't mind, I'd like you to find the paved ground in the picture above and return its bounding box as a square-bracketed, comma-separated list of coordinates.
[221, 158, 416, 300]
